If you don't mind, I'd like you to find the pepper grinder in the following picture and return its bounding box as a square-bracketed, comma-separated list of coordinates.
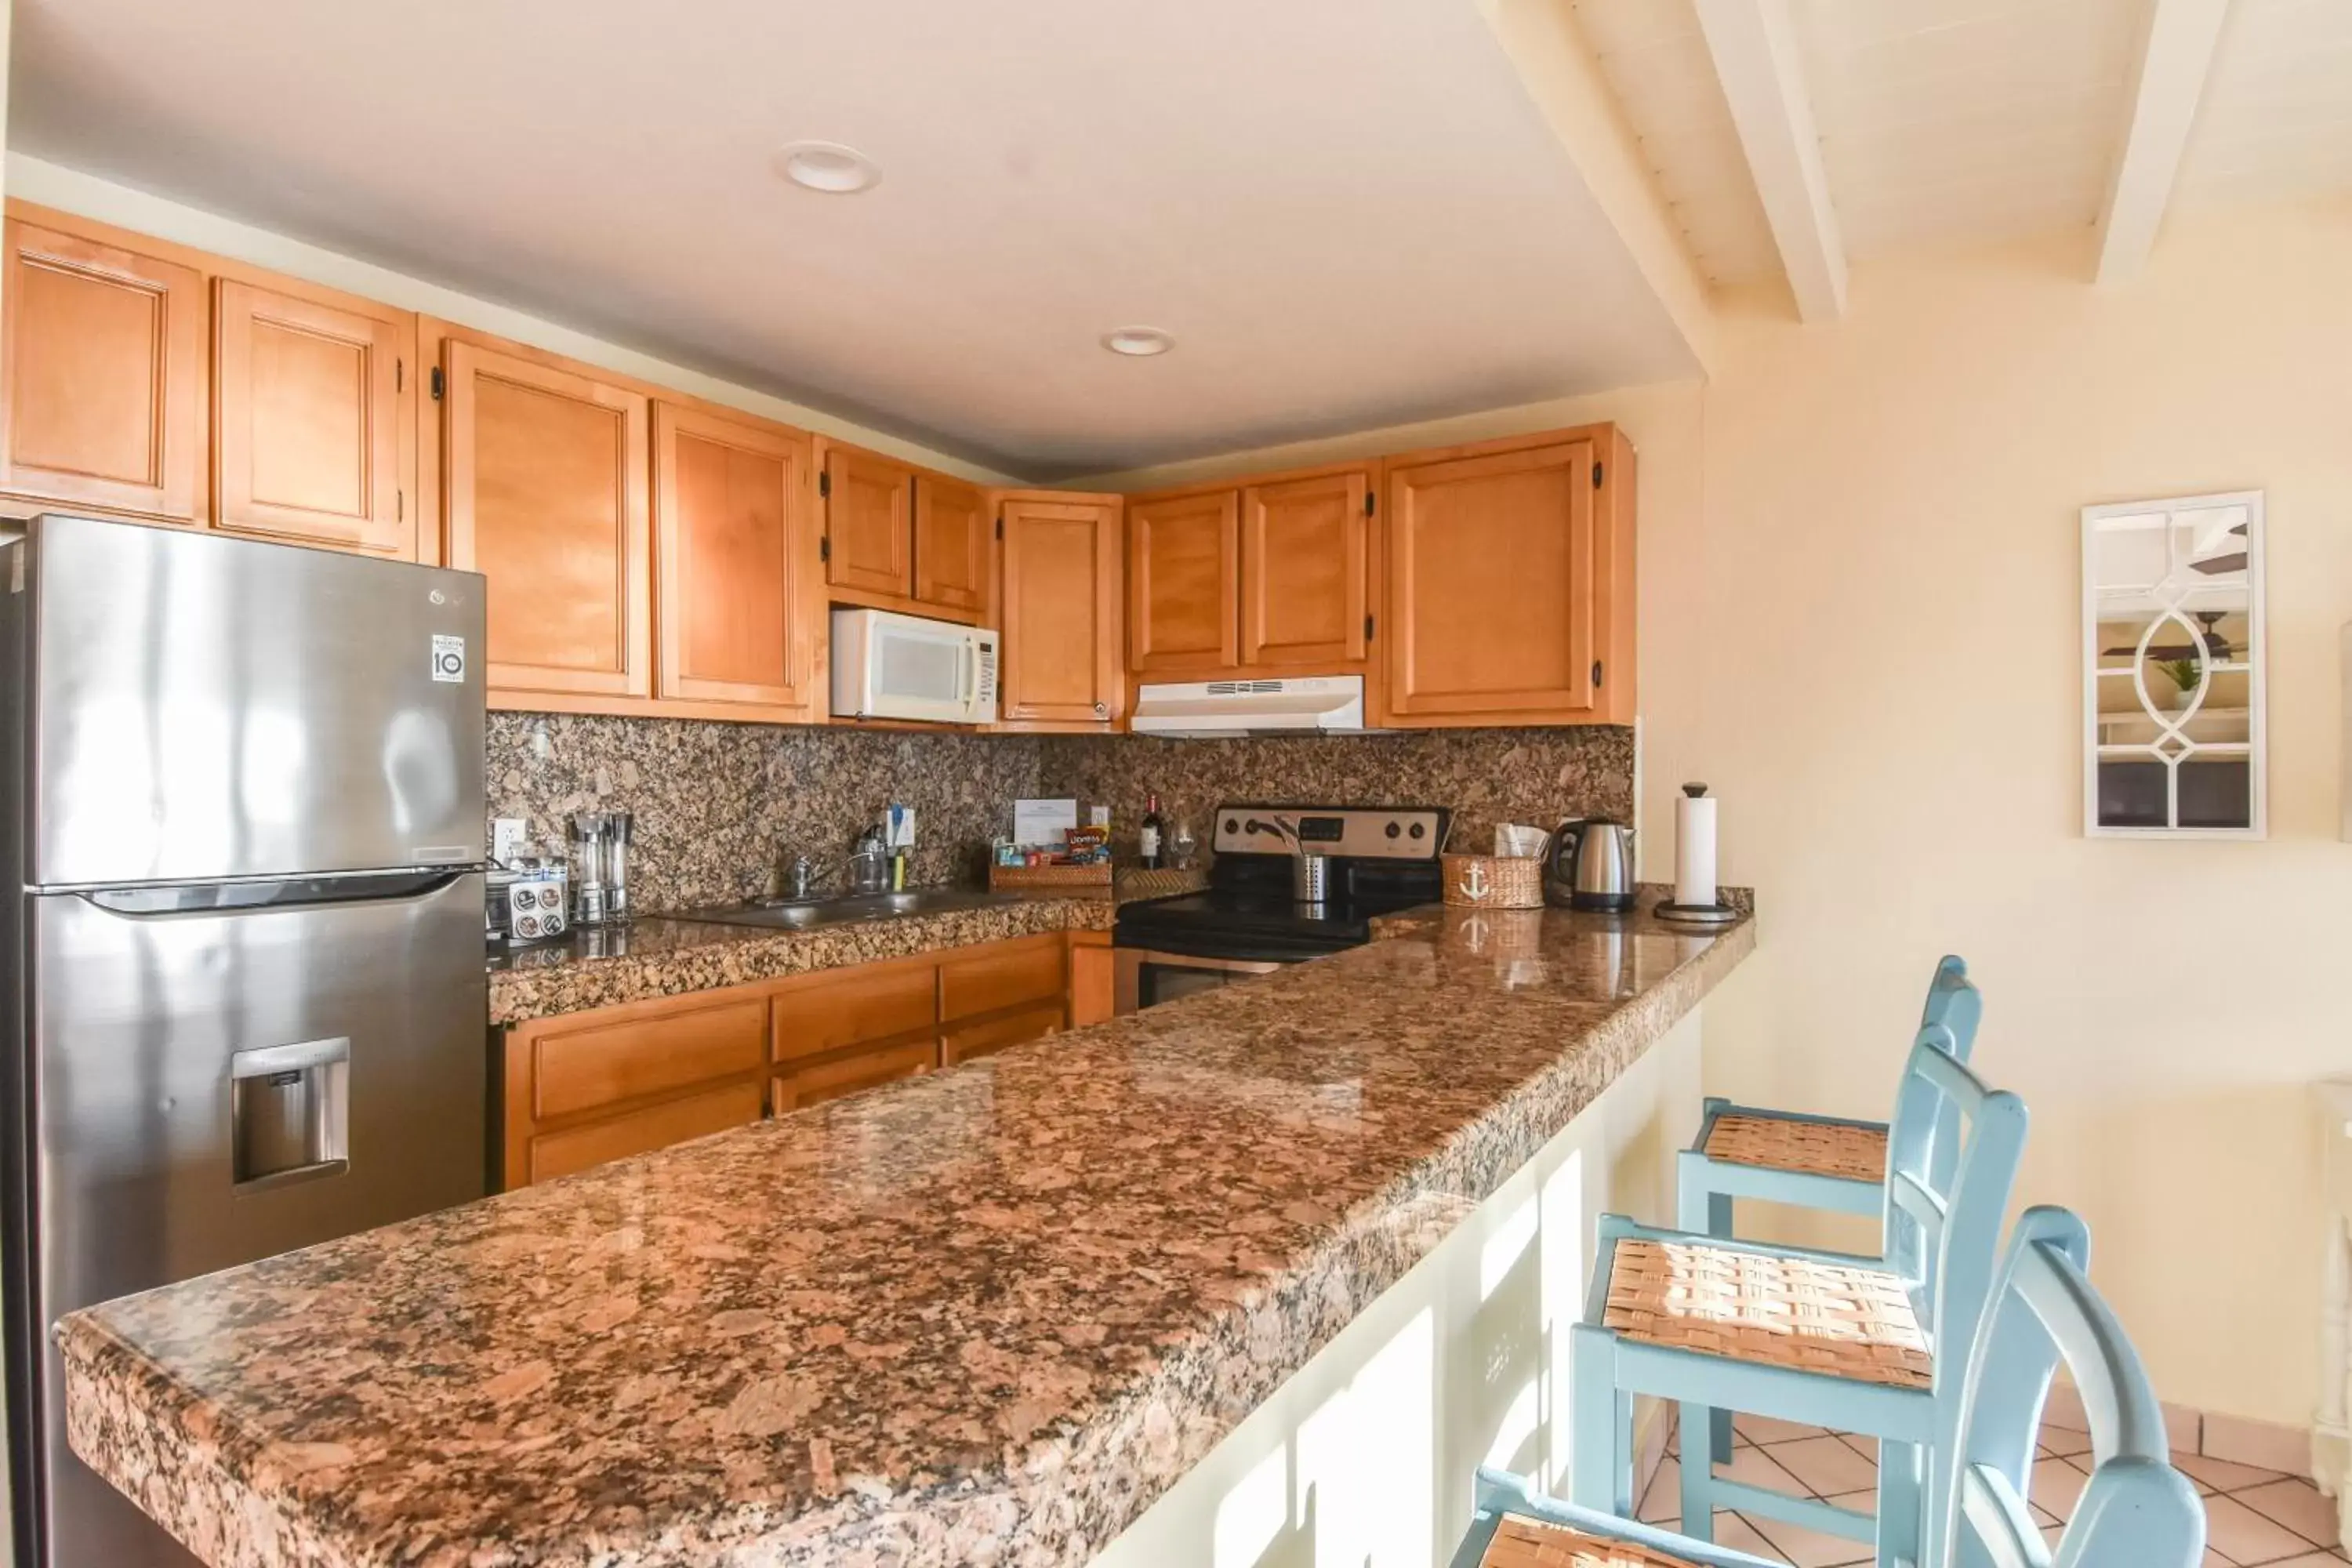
[571, 810, 611, 926]
[605, 808, 633, 921]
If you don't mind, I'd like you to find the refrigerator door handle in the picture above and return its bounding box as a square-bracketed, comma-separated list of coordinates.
[79, 870, 470, 916]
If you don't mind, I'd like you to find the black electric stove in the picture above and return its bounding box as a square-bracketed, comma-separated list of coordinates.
[1112, 804, 1449, 1010]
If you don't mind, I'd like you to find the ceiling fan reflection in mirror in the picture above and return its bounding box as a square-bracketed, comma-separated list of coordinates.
[2103, 609, 2235, 663]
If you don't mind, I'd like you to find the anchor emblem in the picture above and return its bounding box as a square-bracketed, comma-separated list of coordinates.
[1460, 862, 1490, 902]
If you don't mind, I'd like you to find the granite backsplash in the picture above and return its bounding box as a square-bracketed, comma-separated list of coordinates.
[1035, 728, 1637, 858]
[487, 714, 1047, 912]
[488, 715, 1635, 913]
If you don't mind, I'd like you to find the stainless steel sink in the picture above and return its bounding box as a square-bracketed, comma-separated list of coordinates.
[673, 889, 999, 930]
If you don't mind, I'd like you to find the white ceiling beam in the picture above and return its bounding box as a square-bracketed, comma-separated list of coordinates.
[2096, 0, 2232, 285]
[1476, 0, 1719, 376]
[1693, 0, 1846, 323]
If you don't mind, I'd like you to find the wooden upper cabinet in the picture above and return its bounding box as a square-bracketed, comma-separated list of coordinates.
[822, 445, 913, 597]
[214, 280, 414, 557]
[997, 493, 1120, 728]
[912, 475, 989, 616]
[1128, 489, 1240, 672]
[1241, 468, 1370, 666]
[444, 338, 652, 699]
[653, 401, 817, 717]
[0, 216, 206, 524]
[1385, 430, 1634, 726]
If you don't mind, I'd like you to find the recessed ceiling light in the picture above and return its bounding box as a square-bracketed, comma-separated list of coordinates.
[1102, 327, 1174, 358]
[775, 141, 880, 194]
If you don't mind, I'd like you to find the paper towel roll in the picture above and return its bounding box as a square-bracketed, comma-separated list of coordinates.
[1675, 784, 1719, 909]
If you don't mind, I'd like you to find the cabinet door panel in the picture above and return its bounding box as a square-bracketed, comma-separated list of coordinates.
[445, 341, 651, 697]
[824, 446, 913, 597]
[655, 402, 815, 713]
[770, 961, 938, 1063]
[1000, 497, 1120, 725]
[1128, 490, 1239, 671]
[0, 218, 205, 524]
[942, 1004, 1062, 1067]
[528, 1080, 764, 1185]
[215, 280, 412, 556]
[773, 1040, 935, 1113]
[529, 994, 768, 1122]
[939, 935, 1065, 1023]
[1386, 441, 1597, 720]
[1242, 470, 1368, 666]
[913, 475, 988, 615]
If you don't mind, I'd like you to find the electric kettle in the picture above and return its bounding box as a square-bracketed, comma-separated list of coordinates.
[1544, 818, 1637, 912]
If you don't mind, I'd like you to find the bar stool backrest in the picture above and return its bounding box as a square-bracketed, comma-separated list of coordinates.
[1930, 1207, 2204, 1568]
[1886, 956, 1986, 1287]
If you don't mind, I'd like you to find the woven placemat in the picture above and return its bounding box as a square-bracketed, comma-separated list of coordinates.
[1703, 1112, 1888, 1183]
[1483, 1515, 1706, 1568]
[1602, 1236, 1931, 1389]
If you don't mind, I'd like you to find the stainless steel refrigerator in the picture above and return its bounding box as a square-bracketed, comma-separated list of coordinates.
[0, 514, 492, 1568]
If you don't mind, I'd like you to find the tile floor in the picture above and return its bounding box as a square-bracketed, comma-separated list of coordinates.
[1633, 1413, 2347, 1566]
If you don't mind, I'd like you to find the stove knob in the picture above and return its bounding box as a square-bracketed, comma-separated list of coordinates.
[1385, 822, 1401, 839]
[1409, 822, 1427, 840]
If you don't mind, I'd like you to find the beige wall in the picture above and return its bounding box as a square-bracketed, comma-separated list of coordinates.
[1081, 197, 2352, 1429]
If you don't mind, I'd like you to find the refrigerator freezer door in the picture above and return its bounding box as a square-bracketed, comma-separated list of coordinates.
[27, 514, 487, 886]
[20, 872, 488, 1568]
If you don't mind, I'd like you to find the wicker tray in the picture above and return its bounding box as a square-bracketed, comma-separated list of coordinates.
[987, 862, 1113, 892]
[1441, 854, 1545, 909]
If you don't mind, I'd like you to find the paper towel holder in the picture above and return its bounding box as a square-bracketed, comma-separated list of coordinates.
[1653, 782, 1740, 927]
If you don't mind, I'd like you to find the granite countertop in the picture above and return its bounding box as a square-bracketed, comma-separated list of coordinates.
[58, 898, 1755, 1568]
[485, 894, 1120, 1025]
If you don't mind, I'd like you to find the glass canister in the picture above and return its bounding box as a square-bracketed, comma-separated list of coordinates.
[605, 809, 633, 920]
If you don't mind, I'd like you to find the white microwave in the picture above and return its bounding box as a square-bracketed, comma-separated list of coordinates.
[829, 608, 999, 724]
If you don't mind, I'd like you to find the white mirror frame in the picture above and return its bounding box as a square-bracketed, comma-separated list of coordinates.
[2081, 488, 2267, 840]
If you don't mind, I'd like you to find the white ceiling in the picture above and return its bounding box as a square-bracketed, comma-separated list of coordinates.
[1580, 0, 2352, 290]
[2176, 0, 2352, 208]
[8, 0, 1702, 481]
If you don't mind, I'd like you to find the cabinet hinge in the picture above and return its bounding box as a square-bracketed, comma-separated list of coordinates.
[818, 470, 831, 499]
[819, 535, 832, 563]
[430, 366, 445, 401]
[1592, 659, 1604, 688]
[395, 358, 404, 394]
[1363, 491, 1375, 517]
[397, 490, 404, 524]
[1364, 613, 1375, 641]
[1592, 461, 1603, 489]
[995, 514, 1004, 540]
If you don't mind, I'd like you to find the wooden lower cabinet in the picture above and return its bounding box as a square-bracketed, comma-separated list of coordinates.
[942, 1004, 1062, 1066]
[503, 989, 769, 1187]
[773, 1040, 935, 1112]
[499, 931, 1087, 1188]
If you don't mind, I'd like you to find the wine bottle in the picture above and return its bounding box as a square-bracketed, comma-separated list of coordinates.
[1140, 792, 1164, 869]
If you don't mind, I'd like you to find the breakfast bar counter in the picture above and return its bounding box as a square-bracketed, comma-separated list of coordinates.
[56, 899, 1754, 1568]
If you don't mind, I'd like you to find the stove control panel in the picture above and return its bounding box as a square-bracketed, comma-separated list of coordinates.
[1211, 805, 1449, 861]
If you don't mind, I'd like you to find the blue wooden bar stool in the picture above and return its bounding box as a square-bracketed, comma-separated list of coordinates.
[1679, 956, 1980, 1471]
[1444, 1207, 2202, 1568]
[1569, 1029, 2027, 1567]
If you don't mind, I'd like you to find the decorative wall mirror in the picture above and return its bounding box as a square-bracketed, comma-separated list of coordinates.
[2082, 490, 2266, 838]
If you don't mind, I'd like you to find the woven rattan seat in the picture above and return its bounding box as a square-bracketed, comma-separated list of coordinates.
[1481, 1514, 1705, 1568]
[1702, 1112, 1888, 1182]
[1602, 1236, 1931, 1389]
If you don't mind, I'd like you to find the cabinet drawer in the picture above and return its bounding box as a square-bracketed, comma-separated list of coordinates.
[773, 1040, 936, 1113]
[942, 1003, 1062, 1067]
[771, 962, 938, 1062]
[939, 937, 1065, 1023]
[528, 1079, 764, 1184]
[529, 993, 768, 1121]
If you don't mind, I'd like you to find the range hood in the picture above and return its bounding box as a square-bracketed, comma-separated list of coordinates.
[1129, 676, 1367, 738]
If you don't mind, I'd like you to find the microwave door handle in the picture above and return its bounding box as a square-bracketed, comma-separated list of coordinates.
[962, 639, 976, 706]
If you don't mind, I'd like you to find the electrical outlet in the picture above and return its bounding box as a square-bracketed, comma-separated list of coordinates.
[492, 818, 529, 862]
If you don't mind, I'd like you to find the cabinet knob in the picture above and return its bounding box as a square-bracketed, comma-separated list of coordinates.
[1093, 702, 1108, 717]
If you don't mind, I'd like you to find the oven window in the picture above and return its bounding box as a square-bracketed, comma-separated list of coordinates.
[1138, 962, 1232, 1010]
